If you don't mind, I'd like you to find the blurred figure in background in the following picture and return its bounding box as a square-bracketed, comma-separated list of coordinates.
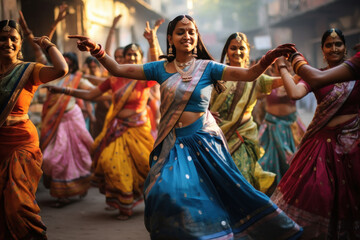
[258, 62, 306, 184]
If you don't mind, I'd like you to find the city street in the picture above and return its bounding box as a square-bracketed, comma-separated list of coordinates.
[36, 109, 314, 240]
[36, 184, 150, 240]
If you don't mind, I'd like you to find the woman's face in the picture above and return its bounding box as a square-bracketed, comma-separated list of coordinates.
[227, 39, 249, 66]
[124, 49, 142, 64]
[88, 61, 100, 76]
[169, 19, 198, 54]
[0, 28, 22, 61]
[322, 35, 346, 65]
[114, 48, 124, 64]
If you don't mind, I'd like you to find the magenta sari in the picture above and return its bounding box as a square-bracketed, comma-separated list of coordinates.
[272, 80, 360, 239]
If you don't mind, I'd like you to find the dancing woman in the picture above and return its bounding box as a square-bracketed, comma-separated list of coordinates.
[45, 43, 156, 220]
[68, 15, 302, 239]
[40, 52, 94, 207]
[0, 20, 68, 239]
[258, 62, 306, 184]
[272, 28, 360, 238]
[210, 32, 280, 194]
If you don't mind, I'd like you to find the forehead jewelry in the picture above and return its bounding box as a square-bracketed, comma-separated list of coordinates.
[330, 28, 338, 38]
[131, 44, 138, 51]
[181, 16, 190, 24]
[2, 20, 11, 32]
[235, 32, 242, 43]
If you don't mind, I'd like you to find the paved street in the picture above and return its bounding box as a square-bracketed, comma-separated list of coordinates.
[35, 108, 314, 240]
[36, 184, 150, 240]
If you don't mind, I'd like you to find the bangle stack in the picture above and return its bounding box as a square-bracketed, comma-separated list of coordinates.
[61, 87, 72, 95]
[289, 52, 308, 74]
[91, 44, 106, 59]
[39, 36, 56, 53]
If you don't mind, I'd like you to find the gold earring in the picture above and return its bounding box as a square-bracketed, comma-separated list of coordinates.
[168, 44, 174, 57]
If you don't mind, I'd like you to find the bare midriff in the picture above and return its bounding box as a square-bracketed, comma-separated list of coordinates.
[175, 111, 205, 128]
[116, 107, 146, 119]
[266, 103, 297, 117]
[326, 113, 358, 127]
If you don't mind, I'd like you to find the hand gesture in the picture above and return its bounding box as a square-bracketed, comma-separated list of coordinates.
[68, 35, 98, 52]
[112, 14, 122, 28]
[143, 19, 164, 44]
[55, 3, 68, 23]
[18, 11, 32, 36]
[260, 43, 296, 67]
[272, 43, 297, 58]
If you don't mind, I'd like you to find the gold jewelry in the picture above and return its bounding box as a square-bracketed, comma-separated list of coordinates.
[2, 20, 11, 32]
[174, 58, 195, 81]
[235, 32, 242, 43]
[294, 61, 307, 74]
[175, 58, 193, 67]
[168, 44, 174, 57]
[131, 44, 138, 51]
[330, 28, 338, 38]
[181, 16, 190, 24]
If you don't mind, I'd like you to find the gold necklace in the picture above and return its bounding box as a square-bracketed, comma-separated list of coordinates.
[174, 58, 196, 82]
[175, 58, 193, 67]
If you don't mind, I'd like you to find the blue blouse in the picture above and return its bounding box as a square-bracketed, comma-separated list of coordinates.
[143, 60, 226, 112]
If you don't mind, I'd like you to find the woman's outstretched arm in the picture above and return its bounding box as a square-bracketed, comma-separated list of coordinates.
[289, 51, 358, 89]
[222, 43, 296, 82]
[69, 35, 147, 80]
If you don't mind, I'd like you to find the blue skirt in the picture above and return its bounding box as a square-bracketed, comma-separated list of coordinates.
[144, 114, 302, 240]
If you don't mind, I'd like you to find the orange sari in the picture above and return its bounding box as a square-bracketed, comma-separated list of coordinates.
[0, 62, 47, 239]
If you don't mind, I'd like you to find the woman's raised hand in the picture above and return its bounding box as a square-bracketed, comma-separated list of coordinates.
[259, 43, 297, 68]
[68, 35, 98, 52]
[143, 18, 164, 44]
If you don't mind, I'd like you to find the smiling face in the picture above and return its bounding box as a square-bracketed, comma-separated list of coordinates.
[0, 28, 22, 61]
[124, 48, 142, 64]
[227, 39, 249, 67]
[114, 48, 124, 64]
[168, 19, 198, 55]
[322, 35, 346, 66]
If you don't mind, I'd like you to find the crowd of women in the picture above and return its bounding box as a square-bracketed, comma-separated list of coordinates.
[1, 6, 359, 240]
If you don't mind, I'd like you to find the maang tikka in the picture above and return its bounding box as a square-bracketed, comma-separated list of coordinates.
[181, 16, 190, 24]
[2, 20, 11, 32]
[330, 28, 338, 38]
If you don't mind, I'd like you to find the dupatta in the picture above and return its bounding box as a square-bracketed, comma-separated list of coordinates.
[91, 78, 137, 157]
[145, 60, 210, 196]
[40, 72, 82, 150]
[299, 80, 356, 147]
[0, 62, 35, 127]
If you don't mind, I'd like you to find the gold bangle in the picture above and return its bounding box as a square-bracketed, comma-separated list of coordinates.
[292, 60, 306, 70]
[294, 61, 308, 74]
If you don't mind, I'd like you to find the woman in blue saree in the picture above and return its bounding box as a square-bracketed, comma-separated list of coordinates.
[69, 15, 302, 240]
